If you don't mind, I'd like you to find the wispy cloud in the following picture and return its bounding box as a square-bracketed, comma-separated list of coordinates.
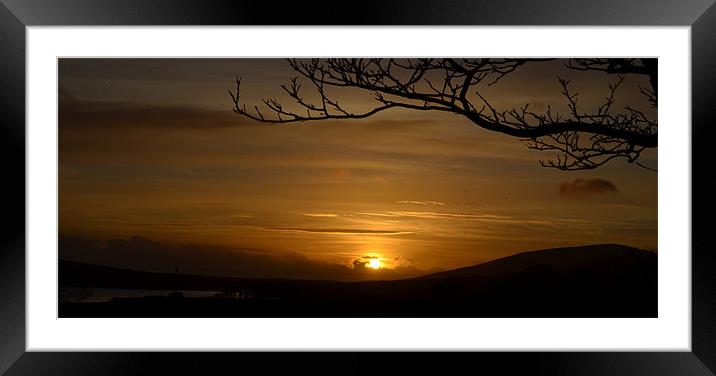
[230, 214, 255, 219]
[357, 212, 396, 217]
[359, 211, 513, 221]
[396, 200, 445, 206]
[136, 223, 205, 227]
[266, 227, 413, 235]
[303, 213, 340, 217]
[353, 210, 645, 230]
[134, 223, 256, 229]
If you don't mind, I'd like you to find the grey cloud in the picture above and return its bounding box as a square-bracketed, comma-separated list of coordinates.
[559, 178, 619, 198]
[59, 99, 248, 130]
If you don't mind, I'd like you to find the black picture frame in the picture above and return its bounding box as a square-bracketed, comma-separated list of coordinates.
[1, 0, 714, 374]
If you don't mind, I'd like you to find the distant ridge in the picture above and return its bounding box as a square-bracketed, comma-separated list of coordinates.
[414, 244, 655, 280]
[60, 243, 655, 287]
[59, 243, 657, 318]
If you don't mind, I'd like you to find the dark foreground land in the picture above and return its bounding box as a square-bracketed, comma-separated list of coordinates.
[59, 244, 657, 318]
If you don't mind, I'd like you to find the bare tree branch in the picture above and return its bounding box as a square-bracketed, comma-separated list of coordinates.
[229, 58, 657, 171]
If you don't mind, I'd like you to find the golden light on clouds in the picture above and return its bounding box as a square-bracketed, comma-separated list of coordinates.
[58, 58, 658, 278]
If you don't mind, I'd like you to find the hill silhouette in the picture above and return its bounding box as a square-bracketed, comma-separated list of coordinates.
[415, 244, 654, 279]
[59, 244, 656, 318]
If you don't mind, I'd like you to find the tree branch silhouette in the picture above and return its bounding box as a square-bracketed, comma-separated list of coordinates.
[228, 58, 657, 171]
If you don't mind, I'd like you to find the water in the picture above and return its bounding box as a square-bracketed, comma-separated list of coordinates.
[60, 287, 223, 303]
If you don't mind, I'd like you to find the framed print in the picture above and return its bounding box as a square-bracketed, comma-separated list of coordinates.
[1, 0, 715, 374]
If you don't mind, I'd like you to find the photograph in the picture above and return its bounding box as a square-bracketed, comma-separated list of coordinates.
[2, 0, 712, 372]
[57, 57, 658, 318]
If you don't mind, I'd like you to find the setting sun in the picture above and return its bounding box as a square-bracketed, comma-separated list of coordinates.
[368, 258, 381, 269]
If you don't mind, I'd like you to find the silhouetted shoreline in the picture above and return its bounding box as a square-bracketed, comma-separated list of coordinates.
[59, 244, 657, 318]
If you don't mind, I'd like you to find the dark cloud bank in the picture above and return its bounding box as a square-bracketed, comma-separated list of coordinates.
[58, 96, 245, 131]
[59, 234, 424, 282]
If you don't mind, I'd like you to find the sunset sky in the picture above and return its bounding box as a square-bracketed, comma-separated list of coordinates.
[58, 59, 657, 280]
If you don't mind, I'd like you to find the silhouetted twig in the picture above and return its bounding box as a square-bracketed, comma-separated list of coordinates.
[229, 58, 657, 171]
